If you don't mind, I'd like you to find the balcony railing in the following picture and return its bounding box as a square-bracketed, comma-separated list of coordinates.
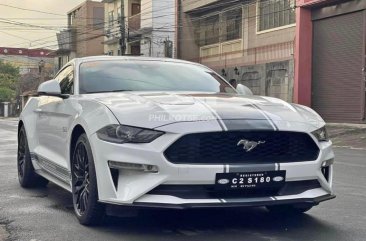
[196, 41, 295, 68]
[56, 28, 76, 51]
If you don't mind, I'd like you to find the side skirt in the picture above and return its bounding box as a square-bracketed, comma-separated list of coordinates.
[30, 153, 72, 192]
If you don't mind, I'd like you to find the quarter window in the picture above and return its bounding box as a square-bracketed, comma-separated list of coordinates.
[55, 66, 74, 95]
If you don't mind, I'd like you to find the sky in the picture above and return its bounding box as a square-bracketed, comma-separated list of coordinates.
[0, 0, 99, 49]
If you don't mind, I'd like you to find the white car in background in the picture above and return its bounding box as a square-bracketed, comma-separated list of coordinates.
[17, 56, 335, 225]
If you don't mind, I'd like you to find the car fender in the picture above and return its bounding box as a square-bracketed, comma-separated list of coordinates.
[66, 99, 119, 170]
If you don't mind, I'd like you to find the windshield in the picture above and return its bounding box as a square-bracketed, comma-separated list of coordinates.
[78, 60, 236, 94]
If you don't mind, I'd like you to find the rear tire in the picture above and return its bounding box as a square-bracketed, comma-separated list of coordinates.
[17, 126, 49, 188]
[71, 133, 105, 226]
[266, 203, 314, 214]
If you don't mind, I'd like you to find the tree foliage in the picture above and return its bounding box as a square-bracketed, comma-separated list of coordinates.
[0, 60, 19, 102]
[0, 88, 15, 102]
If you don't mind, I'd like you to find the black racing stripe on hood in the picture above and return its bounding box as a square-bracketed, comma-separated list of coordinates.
[250, 103, 279, 131]
[197, 96, 277, 131]
[223, 119, 275, 131]
[196, 98, 226, 131]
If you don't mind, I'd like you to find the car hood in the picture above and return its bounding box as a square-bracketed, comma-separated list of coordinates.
[87, 92, 325, 131]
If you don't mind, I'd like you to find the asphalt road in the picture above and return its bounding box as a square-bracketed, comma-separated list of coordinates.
[0, 119, 365, 241]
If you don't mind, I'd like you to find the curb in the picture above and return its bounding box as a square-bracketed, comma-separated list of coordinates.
[327, 123, 366, 129]
[326, 123, 366, 138]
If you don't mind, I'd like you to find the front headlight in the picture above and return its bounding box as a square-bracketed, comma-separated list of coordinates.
[311, 126, 329, 142]
[97, 125, 164, 144]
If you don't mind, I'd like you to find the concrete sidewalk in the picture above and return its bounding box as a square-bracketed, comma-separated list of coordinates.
[0, 117, 18, 121]
[0, 225, 9, 241]
[327, 123, 366, 150]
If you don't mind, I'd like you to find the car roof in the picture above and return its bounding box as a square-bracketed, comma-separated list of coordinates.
[73, 56, 204, 67]
[56, 56, 214, 78]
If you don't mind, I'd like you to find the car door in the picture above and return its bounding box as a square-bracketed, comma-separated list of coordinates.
[40, 65, 77, 171]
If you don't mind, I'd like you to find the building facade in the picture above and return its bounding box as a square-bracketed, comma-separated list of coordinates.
[103, 0, 176, 57]
[177, 0, 296, 101]
[55, 0, 105, 71]
[0, 47, 54, 76]
[295, 0, 366, 123]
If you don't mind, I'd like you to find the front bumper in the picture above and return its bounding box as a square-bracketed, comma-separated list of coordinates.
[128, 194, 336, 209]
[89, 123, 335, 208]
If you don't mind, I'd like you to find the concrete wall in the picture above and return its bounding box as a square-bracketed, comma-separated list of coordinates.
[71, 1, 105, 57]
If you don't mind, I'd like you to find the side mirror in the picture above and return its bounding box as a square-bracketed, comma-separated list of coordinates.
[236, 84, 253, 96]
[37, 79, 69, 99]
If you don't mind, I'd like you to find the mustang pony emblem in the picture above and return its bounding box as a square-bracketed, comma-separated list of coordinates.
[237, 139, 266, 152]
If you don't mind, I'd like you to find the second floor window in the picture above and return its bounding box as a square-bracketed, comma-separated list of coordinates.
[194, 15, 220, 46]
[108, 11, 114, 28]
[193, 7, 243, 47]
[258, 0, 295, 32]
[223, 8, 242, 42]
[117, 7, 121, 23]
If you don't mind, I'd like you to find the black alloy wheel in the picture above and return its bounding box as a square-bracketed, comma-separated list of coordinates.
[71, 133, 105, 225]
[17, 130, 26, 179]
[73, 141, 90, 216]
[17, 125, 48, 188]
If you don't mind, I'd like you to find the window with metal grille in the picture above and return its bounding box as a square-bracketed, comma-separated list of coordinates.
[204, 15, 220, 45]
[194, 15, 220, 46]
[194, 8, 242, 46]
[223, 8, 242, 41]
[258, 0, 295, 31]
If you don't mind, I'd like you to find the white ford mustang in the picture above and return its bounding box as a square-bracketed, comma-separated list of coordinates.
[18, 56, 335, 225]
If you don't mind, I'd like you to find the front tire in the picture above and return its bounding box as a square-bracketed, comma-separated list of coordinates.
[71, 133, 105, 226]
[17, 126, 48, 188]
[266, 203, 314, 214]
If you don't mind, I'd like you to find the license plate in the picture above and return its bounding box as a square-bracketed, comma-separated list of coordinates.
[215, 171, 286, 190]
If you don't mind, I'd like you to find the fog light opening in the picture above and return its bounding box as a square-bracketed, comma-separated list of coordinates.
[321, 159, 333, 182]
[108, 161, 159, 173]
[321, 166, 330, 182]
[110, 168, 119, 191]
[322, 158, 334, 167]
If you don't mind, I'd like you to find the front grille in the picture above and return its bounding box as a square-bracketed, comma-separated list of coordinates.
[164, 131, 319, 164]
[147, 180, 321, 199]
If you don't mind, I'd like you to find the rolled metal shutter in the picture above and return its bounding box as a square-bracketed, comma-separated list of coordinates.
[312, 11, 364, 123]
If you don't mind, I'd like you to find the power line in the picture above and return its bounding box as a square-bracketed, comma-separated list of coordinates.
[0, 3, 64, 16]
[0, 2, 176, 48]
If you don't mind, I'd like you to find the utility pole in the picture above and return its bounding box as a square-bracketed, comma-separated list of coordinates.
[119, 0, 126, 55]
